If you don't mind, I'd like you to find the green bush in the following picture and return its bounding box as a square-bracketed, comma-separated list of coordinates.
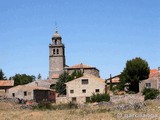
[142, 88, 160, 100]
[34, 102, 52, 110]
[52, 102, 78, 110]
[90, 93, 110, 102]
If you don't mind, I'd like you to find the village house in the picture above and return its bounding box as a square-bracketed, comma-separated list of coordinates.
[0, 80, 14, 97]
[106, 75, 120, 86]
[26, 79, 56, 89]
[64, 74, 105, 103]
[6, 85, 55, 102]
[139, 68, 160, 92]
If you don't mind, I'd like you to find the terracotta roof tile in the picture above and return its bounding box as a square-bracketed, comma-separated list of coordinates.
[0, 80, 14, 86]
[149, 69, 158, 78]
[67, 63, 93, 69]
[107, 77, 120, 83]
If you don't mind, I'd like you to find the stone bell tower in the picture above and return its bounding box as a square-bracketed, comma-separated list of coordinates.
[49, 31, 65, 80]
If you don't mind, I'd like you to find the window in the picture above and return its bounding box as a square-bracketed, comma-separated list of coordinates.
[12, 93, 15, 97]
[82, 79, 88, 84]
[53, 49, 55, 54]
[57, 49, 59, 54]
[86, 97, 91, 103]
[24, 91, 27, 96]
[70, 90, 74, 93]
[55, 40, 57, 45]
[145, 83, 151, 88]
[95, 89, 100, 93]
[82, 89, 86, 93]
[72, 97, 76, 102]
[28, 92, 31, 95]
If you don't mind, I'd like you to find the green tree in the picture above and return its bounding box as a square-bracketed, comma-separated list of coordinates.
[119, 57, 150, 93]
[0, 69, 7, 80]
[55, 71, 83, 95]
[55, 72, 70, 95]
[12, 74, 36, 86]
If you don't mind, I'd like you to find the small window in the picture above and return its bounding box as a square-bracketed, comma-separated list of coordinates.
[53, 49, 55, 54]
[57, 49, 59, 54]
[24, 91, 27, 96]
[12, 93, 15, 97]
[86, 97, 90, 103]
[28, 92, 31, 95]
[82, 79, 88, 84]
[95, 89, 100, 93]
[55, 40, 57, 45]
[72, 97, 76, 102]
[70, 90, 74, 93]
[82, 89, 86, 93]
[145, 83, 151, 88]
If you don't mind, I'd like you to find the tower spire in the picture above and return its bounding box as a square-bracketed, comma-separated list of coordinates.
[55, 21, 58, 32]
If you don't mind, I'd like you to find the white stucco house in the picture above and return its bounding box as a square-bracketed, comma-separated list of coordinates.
[65, 74, 106, 103]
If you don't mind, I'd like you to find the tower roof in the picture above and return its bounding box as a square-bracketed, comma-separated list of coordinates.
[52, 31, 61, 39]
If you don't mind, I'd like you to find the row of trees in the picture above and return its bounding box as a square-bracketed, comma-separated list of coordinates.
[0, 69, 43, 86]
[0, 69, 7, 80]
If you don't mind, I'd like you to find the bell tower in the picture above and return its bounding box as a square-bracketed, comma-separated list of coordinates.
[49, 31, 65, 80]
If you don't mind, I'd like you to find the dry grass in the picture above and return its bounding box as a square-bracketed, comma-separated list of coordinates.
[0, 100, 160, 120]
[0, 109, 115, 120]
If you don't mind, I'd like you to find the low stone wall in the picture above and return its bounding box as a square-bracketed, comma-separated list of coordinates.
[110, 93, 144, 104]
[56, 96, 86, 104]
[56, 96, 70, 104]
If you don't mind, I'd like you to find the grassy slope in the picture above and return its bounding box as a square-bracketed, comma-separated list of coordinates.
[0, 100, 160, 120]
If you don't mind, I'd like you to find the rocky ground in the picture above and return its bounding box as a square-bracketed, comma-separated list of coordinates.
[0, 94, 160, 120]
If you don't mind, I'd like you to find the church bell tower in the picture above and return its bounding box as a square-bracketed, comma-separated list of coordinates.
[49, 31, 65, 80]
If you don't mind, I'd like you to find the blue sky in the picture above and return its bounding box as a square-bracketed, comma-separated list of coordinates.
[0, 0, 160, 79]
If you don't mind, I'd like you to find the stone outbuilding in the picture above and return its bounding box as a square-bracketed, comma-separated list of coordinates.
[6, 85, 55, 102]
[65, 74, 105, 103]
[0, 80, 14, 97]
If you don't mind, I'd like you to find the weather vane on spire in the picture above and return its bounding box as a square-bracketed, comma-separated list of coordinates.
[55, 21, 58, 32]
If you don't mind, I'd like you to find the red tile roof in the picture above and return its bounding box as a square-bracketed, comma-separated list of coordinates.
[107, 77, 120, 83]
[149, 69, 158, 78]
[67, 63, 93, 69]
[0, 80, 14, 87]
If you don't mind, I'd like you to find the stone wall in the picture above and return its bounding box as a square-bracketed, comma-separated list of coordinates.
[56, 96, 70, 104]
[110, 94, 144, 104]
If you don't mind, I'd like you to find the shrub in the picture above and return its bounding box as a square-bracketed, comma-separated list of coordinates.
[34, 102, 52, 110]
[52, 102, 78, 110]
[90, 93, 110, 102]
[142, 88, 160, 100]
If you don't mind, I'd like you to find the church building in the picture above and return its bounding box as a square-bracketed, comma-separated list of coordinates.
[49, 31, 100, 81]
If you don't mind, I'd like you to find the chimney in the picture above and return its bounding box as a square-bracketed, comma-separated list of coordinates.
[35, 82, 38, 86]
